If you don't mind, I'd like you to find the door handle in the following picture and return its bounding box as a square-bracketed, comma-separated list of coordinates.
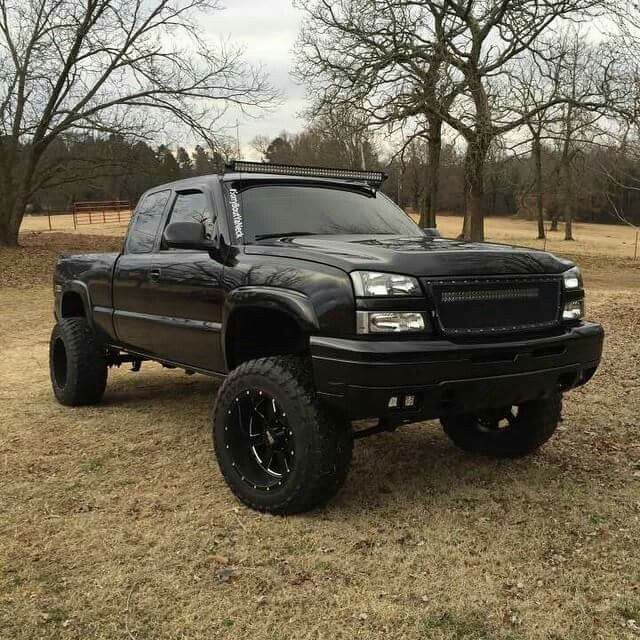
[149, 268, 161, 283]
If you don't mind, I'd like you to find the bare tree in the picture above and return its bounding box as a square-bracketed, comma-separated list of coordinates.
[0, 0, 276, 246]
[544, 32, 614, 240]
[294, 0, 457, 229]
[426, 1, 608, 241]
[506, 53, 566, 239]
[296, 0, 603, 241]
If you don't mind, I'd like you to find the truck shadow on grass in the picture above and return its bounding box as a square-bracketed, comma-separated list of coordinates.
[82, 369, 598, 517]
[97, 371, 592, 515]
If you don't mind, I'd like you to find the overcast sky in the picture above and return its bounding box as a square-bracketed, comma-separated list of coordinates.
[202, 0, 306, 155]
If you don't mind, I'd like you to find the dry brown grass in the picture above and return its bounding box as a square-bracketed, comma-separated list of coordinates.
[1, 232, 639, 640]
[412, 213, 640, 261]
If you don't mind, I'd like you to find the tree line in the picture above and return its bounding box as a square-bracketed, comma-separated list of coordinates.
[28, 111, 640, 240]
[23, 135, 230, 212]
[255, 121, 640, 235]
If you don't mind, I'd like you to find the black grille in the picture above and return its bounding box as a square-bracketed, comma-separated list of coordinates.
[423, 276, 562, 337]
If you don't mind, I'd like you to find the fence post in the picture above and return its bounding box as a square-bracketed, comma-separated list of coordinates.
[47, 208, 52, 231]
[72, 207, 77, 230]
[635, 230, 639, 261]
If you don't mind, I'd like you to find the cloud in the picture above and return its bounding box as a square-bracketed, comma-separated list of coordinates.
[201, 0, 307, 152]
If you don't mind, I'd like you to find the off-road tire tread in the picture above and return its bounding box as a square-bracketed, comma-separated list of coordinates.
[213, 356, 353, 514]
[441, 394, 562, 458]
[50, 318, 108, 406]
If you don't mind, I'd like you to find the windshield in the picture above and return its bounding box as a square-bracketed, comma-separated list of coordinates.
[225, 183, 422, 242]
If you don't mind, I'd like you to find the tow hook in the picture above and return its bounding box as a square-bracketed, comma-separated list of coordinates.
[353, 417, 403, 440]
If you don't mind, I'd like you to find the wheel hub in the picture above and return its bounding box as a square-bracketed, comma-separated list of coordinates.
[225, 389, 294, 488]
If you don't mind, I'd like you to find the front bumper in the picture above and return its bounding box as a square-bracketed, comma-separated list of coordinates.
[311, 322, 604, 421]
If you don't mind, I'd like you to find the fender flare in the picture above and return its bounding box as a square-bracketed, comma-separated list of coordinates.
[222, 286, 320, 368]
[58, 281, 93, 326]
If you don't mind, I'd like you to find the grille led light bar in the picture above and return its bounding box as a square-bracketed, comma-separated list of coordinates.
[227, 160, 387, 187]
[441, 288, 540, 303]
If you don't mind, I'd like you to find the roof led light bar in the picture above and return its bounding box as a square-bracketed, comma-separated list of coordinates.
[226, 160, 387, 187]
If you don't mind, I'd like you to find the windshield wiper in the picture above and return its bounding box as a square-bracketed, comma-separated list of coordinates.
[254, 232, 318, 241]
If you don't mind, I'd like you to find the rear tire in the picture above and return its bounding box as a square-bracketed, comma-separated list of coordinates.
[441, 394, 562, 458]
[49, 318, 108, 406]
[212, 356, 353, 514]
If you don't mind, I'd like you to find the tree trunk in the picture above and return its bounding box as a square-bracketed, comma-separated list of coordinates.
[562, 164, 574, 241]
[420, 116, 442, 229]
[0, 209, 24, 247]
[564, 202, 574, 241]
[466, 179, 484, 242]
[0, 183, 24, 247]
[533, 136, 545, 240]
[564, 213, 573, 240]
[463, 138, 488, 242]
[0, 153, 38, 247]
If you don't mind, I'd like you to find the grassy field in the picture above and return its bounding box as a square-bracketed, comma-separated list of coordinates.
[21, 212, 132, 236]
[1, 229, 639, 640]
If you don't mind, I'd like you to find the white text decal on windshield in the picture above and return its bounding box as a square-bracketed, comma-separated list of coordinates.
[228, 188, 243, 240]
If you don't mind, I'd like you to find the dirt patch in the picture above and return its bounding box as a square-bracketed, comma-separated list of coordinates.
[1, 232, 639, 639]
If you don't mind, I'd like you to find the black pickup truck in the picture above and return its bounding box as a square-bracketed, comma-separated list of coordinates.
[50, 161, 604, 514]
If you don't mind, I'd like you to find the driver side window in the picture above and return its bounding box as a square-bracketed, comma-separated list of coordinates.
[166, 190, 215, 240]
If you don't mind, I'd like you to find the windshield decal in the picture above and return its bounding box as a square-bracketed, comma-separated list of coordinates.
[228, 187, 244, 240]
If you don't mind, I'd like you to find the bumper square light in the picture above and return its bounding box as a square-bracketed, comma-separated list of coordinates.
[563, 299, 585, 321]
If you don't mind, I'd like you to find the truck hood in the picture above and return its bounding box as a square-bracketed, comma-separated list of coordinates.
[245, 235, 573, 277]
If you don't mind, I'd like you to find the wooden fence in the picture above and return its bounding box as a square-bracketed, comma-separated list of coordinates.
[71, 200, 132, 229]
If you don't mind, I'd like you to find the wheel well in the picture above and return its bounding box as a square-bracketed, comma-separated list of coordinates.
[61, 291, 86, 318]
[225, 307, 308, 370]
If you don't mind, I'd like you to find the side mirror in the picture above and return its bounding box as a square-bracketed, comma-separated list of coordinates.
[163, 221, 208, 249]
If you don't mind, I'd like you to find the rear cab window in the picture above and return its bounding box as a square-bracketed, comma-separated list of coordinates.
[125, 190, 171, 253]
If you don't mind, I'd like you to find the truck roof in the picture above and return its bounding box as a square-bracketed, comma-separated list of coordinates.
[221, 172, 379, 189]
[147, 173, 381, 194]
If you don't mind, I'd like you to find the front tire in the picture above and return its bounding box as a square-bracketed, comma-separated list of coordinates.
[212, 356, 353, 514]
[441, 394, 562, 458]
[49, 318, 108, 406]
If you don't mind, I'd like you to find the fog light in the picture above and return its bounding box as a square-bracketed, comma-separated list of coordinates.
[388, 396, 399, 408]
[405, 395, 416, 408]
[563, 299, 584, 321]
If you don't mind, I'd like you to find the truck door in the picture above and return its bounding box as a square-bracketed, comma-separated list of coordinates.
[148, 188, 226, 372]
[113, 189, 171, 354]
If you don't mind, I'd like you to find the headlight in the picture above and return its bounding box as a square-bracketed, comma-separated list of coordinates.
[357, 311, 426, 334]
[351, 271, 421, 297]
[562, 266, 582, 290]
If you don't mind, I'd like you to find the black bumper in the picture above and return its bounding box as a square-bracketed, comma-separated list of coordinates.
[311, 322, 604, 421]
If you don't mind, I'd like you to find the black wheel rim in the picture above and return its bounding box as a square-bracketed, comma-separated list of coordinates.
[224, 389, 295, 490]
[52, 337, 68, 388]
